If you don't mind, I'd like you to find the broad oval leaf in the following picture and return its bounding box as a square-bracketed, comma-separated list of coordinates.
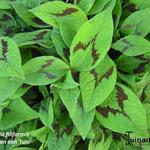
[96, 83, 148, 137]
[112, 35, 150, 56]
[31, 1, 87, 47]
[80, 55, 117, 112]
[121, 8, 150, 37]
[0, 37, 24, 79]
[31, 1, 87, 28]
[13, 29, 52, 48]
[23, 56, 70, 85]
[70, 8, 113, 71]
[115, 52, 150, 74]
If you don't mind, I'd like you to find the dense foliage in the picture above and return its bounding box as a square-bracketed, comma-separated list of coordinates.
[0, 0, 150, 149]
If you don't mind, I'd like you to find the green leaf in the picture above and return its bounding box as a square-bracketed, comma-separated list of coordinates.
[0, 37, 24, 79]
[0, 98, 39, 130]
[39, 97, 54, 129]
[80, 55, 117, 112]
[48, 127, 76, 150]
[118, 72, 135, 86]
[13, 29, 52, 48]
[112, 35, 150, 56]
[70, 8, 113, 71]
[0, 77, 22, 104]
[9, 83, 31, 100]
[12, 2, 48, 28]
[121, 8, 150, 37]
[23, 56, 70, 85]
[31, 1, 87, 28]
[58, 87, 94, 139]
[30, 127, 49, 143]
[96, 83, 148, 137]
[31, 1, 87, 47]
[71, 102, 95, 139]
[115, 53, 150, 74]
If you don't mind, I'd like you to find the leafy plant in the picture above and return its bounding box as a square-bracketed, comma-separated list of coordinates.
[0, 0, 150, 149]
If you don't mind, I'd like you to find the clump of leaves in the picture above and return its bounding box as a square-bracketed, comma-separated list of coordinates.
[0, 0, 150, 149]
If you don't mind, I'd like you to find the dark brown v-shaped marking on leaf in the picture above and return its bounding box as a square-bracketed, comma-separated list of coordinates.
[92, 48, 99, 64]
[140, 83, 150, 101]
[116, 85, 128, 111]
[121, 39, 133, 53]
[39, 59, 55, 72]
[96, 105, 129, 118]
[133, 63, 146, 74]
[42, 71, 56, 79]
[91, 66, 114, 87]
[0, 39, 8, 61]
[60, 123, 74, 137]
[63, 47, 70, 60]
[96, 106, 119, 117]
[90, 69, 98, 86]
[32, 17, 48, 26]
[99, 66, 114, 82]
[73, 33, 99, 61]
[34, 31, 48, 41]
[52, 7, 78, 17]
[91, 33, 99, 64]
[135, 54, 149, 61]
[73, 41, 87, 52]
[134, 54, 150, 63]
